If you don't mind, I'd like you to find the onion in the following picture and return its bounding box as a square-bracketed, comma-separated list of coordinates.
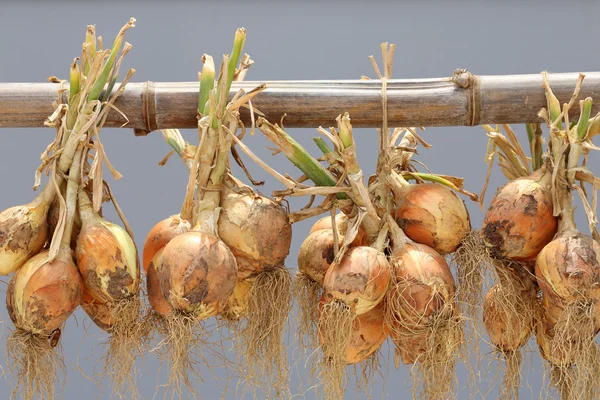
[394, 183, 471, 254]
[319, 297, 389, 365]
[323, 246, 391, 315]
[155, 230, 238, 319]
[80, 288, 113, 331]
[298, 229, 338, 285]
[6, 249, 82, 335]
[0, 185, 55, 275]
[217, 192, 291, 279]
[146, 248, 172, 317]
[309, 214, 367, 246]
[483, 284, 533, 352]
[482, 170, 557, 260]
[142, 214, 190, 273]
[219, 278, 253, 321]
[76, 195, 140, 306]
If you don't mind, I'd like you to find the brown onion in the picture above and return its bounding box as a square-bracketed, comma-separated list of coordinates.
[76, 197, 140, 306]
[142, 214, 190, 273]
[217, 192, 291, 279]
[309, 214, 367, 246]
[155, 231, 237, 319]
[483, 284, 533, 352]
[395, 183, 471, 254]
[80, 288, 113, 331]
[298, 229, 338, 285]
[323, 246, 391, 315]
[219, 278, 253, 321]
[319, 299, 389, 364]
[0, 185, 55, 275]
[6, 249, 83, 335]
[482, 170, 557, 260]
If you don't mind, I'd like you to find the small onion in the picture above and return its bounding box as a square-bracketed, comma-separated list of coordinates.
[395, 183, 471, 254]
[218, 193, 291, 279]
[318, 296, 388, 364]
[142, 215, 191, 272]
[6, 250, 83, 335]
[298, 229, 337, 286]
[0, 186, 55, 275]
[156, 231, 237, 319]
[483, 284, 533, 352]
[482, 170, 557, 260]
[80, 288, 113, 331]
[76, 206, 140, 305]
[309, 214, 367, 247]
[323, 246, 391, 315]
[219, 278, 253, 321]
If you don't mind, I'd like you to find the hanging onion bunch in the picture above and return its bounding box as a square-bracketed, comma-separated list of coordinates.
[143, 29, 287, 397]
[530, 73, 600, 400]
[5, 19, 137, 400]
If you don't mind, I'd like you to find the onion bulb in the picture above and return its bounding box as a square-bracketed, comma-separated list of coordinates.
[217, 192, 291, 279]
[142, 214, 190, 272]
[309, 213, 367, 247]
[219, 278, 253, 321]
[6, 249, 83, 335]
[80, 288, 113, 331]
[298, 229, 338, 285]
[0, 185, 55, 275]
[394, 183, 471, 254]
[146, 248, 172, 317]
[155, 230, 238, 319]
[323, 246, 391, 315]
[482, 170, 556, 260]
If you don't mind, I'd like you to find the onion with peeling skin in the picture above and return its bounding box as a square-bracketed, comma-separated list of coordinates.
[482, 170, 557, 261]
[80, 288, 113, 331]
[76, 193, 140, 307]
[217, 192, 292, 279]
[309, 214, 367, 247]
[394, 183, 471, 254]
[6, 249, 83, 335]
[220, 278, 253, 321]
[298, 229, 338, 286]
[155, 230, 238, 319]
[146, 248, 172, 317]
[319, 297, 389, 364]
[323, 246, 391, 315]
[483, 284, 534, 352]
[142, 215, 191, 273]
[0, 184, 55, 275]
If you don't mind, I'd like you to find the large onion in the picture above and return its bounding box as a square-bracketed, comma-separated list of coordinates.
[482, 170, 557, 260]
[0, 185, 55, 275]
[217, 192, 291, 279]
[323, 246, 391, 315]
[6, 249, 83, 335]
[155, 231, 238, 319]
[142, 214, 190, 272]
[394, 183, 470, 254]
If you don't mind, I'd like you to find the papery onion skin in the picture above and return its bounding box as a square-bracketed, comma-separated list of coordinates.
[146, 248, 172, 317]
[309, 214, 367, 247]
[142, 215, 191, 273]
[6, 250, 83, 335]
[156, 231, 237, 318]
[483, 284, 533, 352]
[323, 246, 391, 315]
[81, 287, 113, 331]
[76, 219, 139, 305]
[219, 278, 252, 321]
[482, 171, 557, 261]
[298, 229, 337, 285]
[218, 193, 292, 279]
[394, 183, 470, 255]
[535, 231, 600, 303]
[0, 198, 51, 275]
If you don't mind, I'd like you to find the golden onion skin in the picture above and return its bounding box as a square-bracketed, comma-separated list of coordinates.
[483, 285, 533, 352]
[76, 220, 140, 305]
[156, 232, 237, 318]
[81, 288, 113, 331]
[323, 246, 391, 315]
[6, 250, 83, 335]
[0, 199, 50, 275]
[389, 326, 428, 365]
[391, 242, 455, 326]
[146, 248, 172, 317]
[298, 229, 338, 285]
[482, 172, 557, 261]
[535, 231, 600, 303]
[218, 193, 292, 279]
[142, 215, 190, 273]
[309, 214, 367, 246]
[219, 278, 253, 321]
[318, 297, 389, 364]
[395, 184, 471, 254]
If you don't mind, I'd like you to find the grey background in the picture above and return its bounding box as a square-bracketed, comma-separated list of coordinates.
[1, 1, 600, 398]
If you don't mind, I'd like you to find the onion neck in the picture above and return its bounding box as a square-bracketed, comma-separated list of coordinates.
[78, 187, 99, 227]
[387, 215, 412, 253]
